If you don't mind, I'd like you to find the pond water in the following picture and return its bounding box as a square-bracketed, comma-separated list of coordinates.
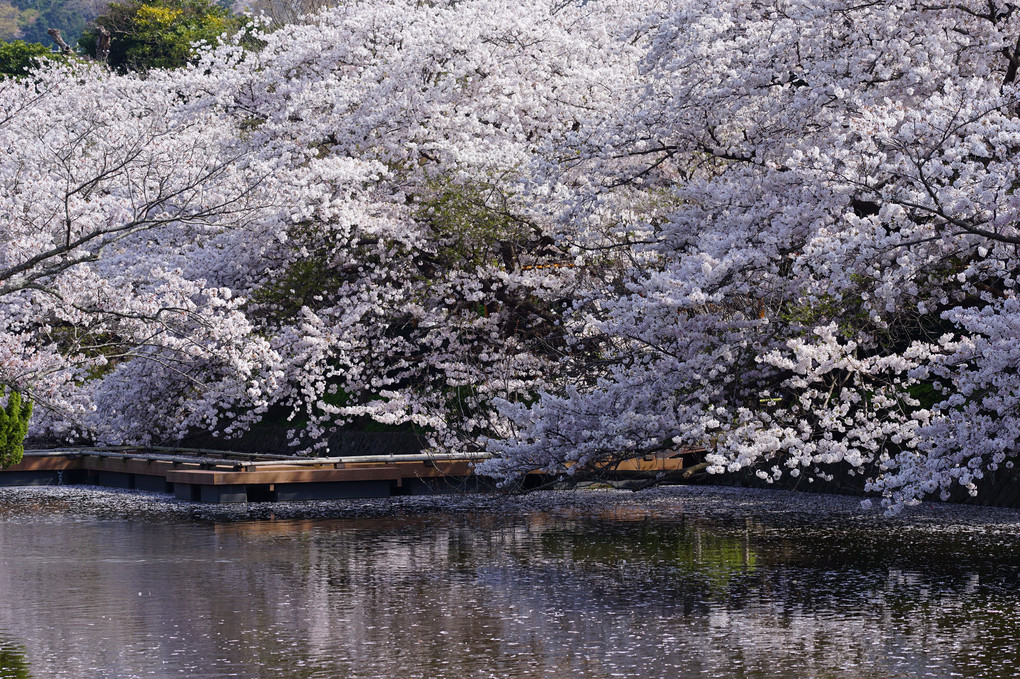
[0, 485, 1018, 678]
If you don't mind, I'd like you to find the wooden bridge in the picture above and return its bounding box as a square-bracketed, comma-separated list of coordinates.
[0, 447, 687, 503]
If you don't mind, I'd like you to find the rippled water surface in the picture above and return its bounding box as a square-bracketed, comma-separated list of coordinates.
[0, 485, 1018, 678]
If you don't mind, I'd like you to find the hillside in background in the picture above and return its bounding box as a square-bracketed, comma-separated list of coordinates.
[0, 0, 103, 46]
[0, 0, 330, 48]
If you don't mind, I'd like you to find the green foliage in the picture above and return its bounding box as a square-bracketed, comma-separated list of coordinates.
[80, 0, 239, 72]
[0, 38, 58, 77]
[415, 178, 524, 270]
[251, 255, 348, 321]
[780, 290, 870, 339]
[0, 389, 32, 468]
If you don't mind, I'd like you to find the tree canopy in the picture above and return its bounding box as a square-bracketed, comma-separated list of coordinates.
[79, 0, 238, 71]
[2, 0, 1020, 511]
[0, 38, 58, 77]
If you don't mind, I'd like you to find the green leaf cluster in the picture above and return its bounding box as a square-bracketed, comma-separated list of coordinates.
[780, 292, 869, 338]
[79, 0, 240, 72]
[416, 178, 523, 270]
[0, 38, 60, 78]
[251, 256, 348, 321]
[0, 389, 32, 468]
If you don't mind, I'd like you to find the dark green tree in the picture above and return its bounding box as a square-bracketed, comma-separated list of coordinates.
[0, 389, 32, 468]
[0, 38, 58, 77]
[79, 0, 239, 72]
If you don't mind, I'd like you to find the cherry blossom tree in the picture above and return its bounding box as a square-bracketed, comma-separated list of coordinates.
[173, 0, 645, 452]
[479, 0, 1020, 510]
[0, 61, 286, 439]
[4, 0, 1018, 510]
[2, 0, 641, 450]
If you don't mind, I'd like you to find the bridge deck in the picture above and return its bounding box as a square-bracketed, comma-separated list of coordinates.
[0, 448, 686, 503]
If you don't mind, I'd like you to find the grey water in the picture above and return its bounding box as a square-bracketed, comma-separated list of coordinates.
[0, 485, 1018, 678]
